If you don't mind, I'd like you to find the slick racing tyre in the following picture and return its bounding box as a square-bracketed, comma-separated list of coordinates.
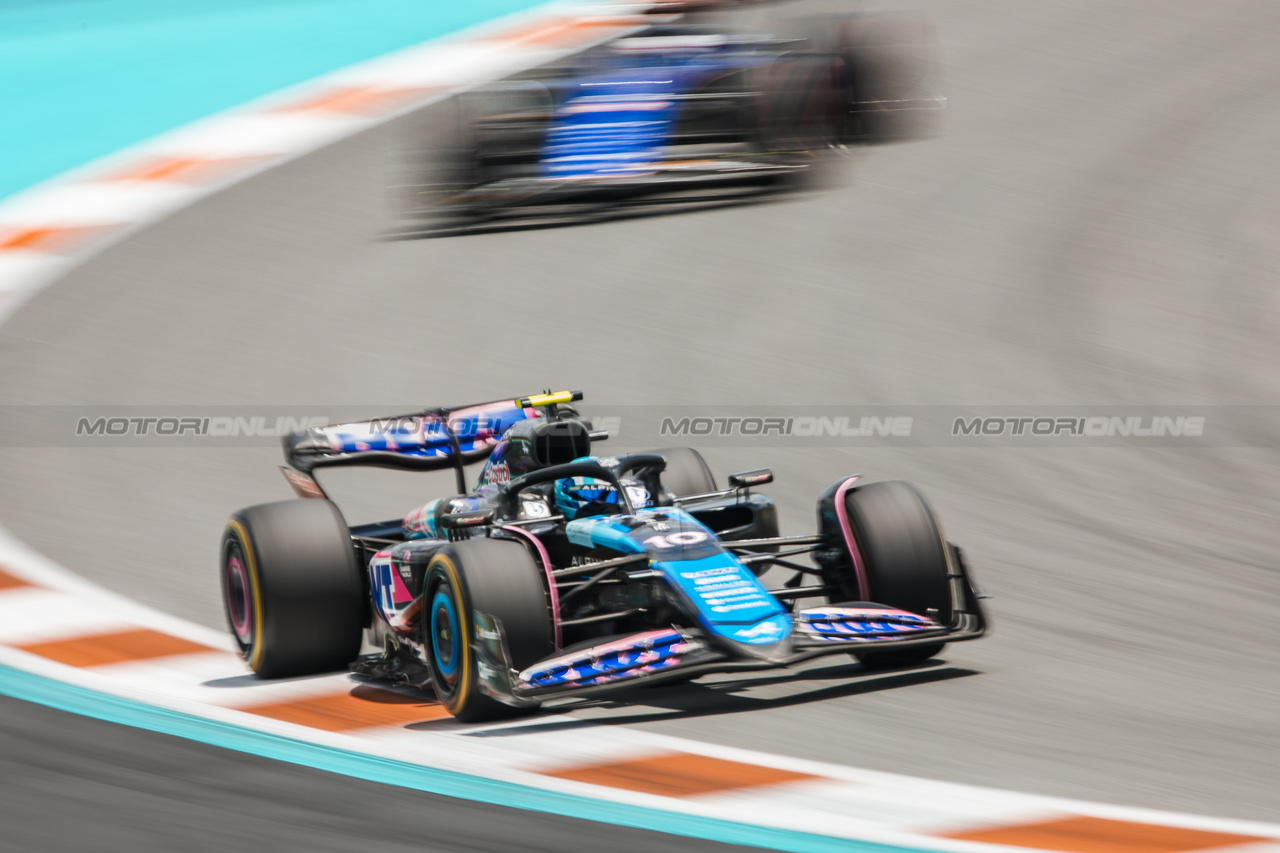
[422, 538, 553, 722]
[221, 499, 364, 679]
[464, 82, 553, 185]
[653, 447, 717, 499]
[753, 56, 844, 154]
[830, 480, 952, 669]
[422, 83, 551, 218]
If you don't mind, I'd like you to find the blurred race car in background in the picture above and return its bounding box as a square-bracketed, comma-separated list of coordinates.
[221, 391, 987, 722]
[411, 3, 944, 221]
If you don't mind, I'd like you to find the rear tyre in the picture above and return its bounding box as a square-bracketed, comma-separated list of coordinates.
[835, 14, 945, 143]
[830, 481, 952, 669]
[422, 538, 553, 722]
[653, 447, 717, 499]
[221, 500, 364, 679]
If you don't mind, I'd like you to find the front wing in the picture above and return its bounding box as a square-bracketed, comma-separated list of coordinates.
[432, 157, 813, 217]
[471, 556, 988, 706]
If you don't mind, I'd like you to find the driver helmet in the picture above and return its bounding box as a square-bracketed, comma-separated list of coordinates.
[554, 475, 654, 519]
[554, 476, 621, 520]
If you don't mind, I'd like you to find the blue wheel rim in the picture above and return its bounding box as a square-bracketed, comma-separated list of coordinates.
[430, 588, 460, 679]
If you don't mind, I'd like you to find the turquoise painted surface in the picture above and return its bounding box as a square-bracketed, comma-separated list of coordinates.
[0, 0, 549, 200]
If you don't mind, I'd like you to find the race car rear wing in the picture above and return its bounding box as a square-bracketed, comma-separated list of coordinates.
[282, 390, 582, 494]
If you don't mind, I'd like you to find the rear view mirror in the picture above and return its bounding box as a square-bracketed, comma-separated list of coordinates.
[439, 509, 496, 530]
[728, 469, 773, 488]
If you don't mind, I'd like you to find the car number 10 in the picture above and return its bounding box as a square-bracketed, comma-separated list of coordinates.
[642, 530, 708, 549]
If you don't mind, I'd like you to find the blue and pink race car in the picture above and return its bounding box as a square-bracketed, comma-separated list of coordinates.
[221, 391, 987, 721]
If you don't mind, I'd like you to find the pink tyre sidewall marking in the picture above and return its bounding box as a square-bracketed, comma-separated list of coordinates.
[225, 554, 253, 643]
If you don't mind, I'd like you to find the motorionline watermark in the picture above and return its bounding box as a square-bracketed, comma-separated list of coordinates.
[623, 406, 1248, 446]
[0, 405, 1267, 448]
[58, 410, 618, 445]
[0, 407, 345, 447]
[75, 415, 329, 437]
[660, 415, 913, 438]
[5, 407, 623, 447]
[951, 415, 1205, 438]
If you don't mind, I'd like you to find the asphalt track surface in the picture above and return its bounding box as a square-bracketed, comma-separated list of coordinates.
[0, 694, 770, 853]
[2, 0, 1279, 843]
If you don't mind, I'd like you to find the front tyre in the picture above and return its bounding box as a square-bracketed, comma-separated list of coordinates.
[752, 56, 845, 155]
[825, 480, 953, 669]
[423, 538, 552, 722]
[221, 499, 364, 679]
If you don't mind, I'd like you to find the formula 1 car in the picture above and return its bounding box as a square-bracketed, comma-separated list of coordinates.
[416, 8, 944, 220]
[221, 391, 986, 721]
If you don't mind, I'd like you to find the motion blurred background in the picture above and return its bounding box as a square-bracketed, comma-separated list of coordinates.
[1, 0, 1277, 848]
